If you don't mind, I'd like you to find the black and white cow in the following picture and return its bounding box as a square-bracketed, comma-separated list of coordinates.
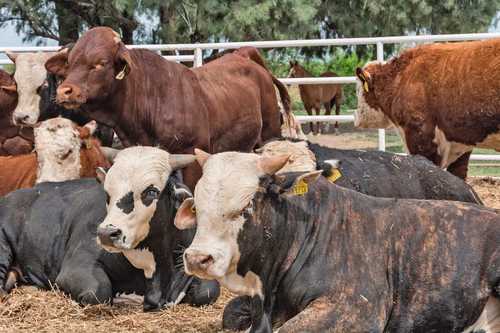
[95, 146, 218, 310]
[257, 139, 482, 203]
[176, 150, 500, 332]
[0, 150, 219, 310]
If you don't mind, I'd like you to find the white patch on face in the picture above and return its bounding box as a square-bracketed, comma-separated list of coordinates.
[258, 140, 316, 173]
[432, 126, 472, 168]
[354, 79, 393, 129]
[35, 117, 81, 183]
[12, 52, 55, 125]
[463, 297, 500, 333]
[220, 271, 263, 298]
[477, 129, 500, 150]
[98, 147, 173, 251]
[185, 152, 263, 280]
[123, 247, 156, 279]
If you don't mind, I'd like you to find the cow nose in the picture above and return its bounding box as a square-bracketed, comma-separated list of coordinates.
[13, 114, 30, 125]
[59, 85, 73, 97]
[97, 226, 123, 246]
[184, 250, 214, 274]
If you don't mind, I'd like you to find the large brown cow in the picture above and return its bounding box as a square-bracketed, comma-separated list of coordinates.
[40, 27, 290, 189]
[355, 39, 500, 179]
[0, 117, 110, 197]
[0, 69, 33, 155]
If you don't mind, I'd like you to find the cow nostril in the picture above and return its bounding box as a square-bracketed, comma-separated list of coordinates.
[200, 255, 213, 266]
[61, 86, 73, 97]
[109, 229, 122, 240]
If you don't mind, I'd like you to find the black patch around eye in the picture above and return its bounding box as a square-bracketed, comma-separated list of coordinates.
[105, 191, 110, 205]
[141, 185, 159, 207]
[116, 191, 134, 214]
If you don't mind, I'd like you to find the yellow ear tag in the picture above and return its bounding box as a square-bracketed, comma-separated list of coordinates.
[327, 168, 342, 183]
[363, 81, 369, 92]
[292, 179, 309, 196]
[115, 65, 127, 80]
[84, 138, 92, 149]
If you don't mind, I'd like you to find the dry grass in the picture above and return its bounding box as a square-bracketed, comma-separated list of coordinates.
[0, 286, 234, 333]
[468, 177, 500, 209]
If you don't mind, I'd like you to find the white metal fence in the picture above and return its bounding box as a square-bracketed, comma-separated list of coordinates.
[2, 32, 500, 161]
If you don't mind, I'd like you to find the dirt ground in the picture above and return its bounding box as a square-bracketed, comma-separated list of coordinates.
[1, 132, 499, 332]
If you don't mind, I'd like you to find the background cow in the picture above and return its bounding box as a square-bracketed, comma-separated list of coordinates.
[0, 177, 219, 310]
[355, 39, 500, 179]
[41, 27, 291, 189]
[95, 146, 219, 310]
[257, 139, 482, 203]
[177, 150, 500, 332]
[0, 118, 109, 197]
[0, 68, 33, 155]
[6, 51, 114, 146]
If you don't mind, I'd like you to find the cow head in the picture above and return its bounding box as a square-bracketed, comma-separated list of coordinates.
[96, 147, 194, 252]
[46, 27, 134, 110]
[177, 150, 321, 296]
[35, 117, 96, 183]
[256, 140, 316, 173]
[287, 60, 305, 78]
[7, 52, 56, 126]
[354, 62, 393, 129]
[0, 69, 17, 115]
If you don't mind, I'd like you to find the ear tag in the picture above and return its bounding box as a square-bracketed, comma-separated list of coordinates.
[363, 81, 369, 92]
[327, 168, 342, 183]
[292, 179, 309, 196]
[115, 65, 127, 80]
[84, 138, 92, 149]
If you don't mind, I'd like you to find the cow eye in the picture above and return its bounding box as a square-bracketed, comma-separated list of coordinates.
[105, 192, 110, 205]
[36, 80, 49, 95]
[141, 186, 160, 206]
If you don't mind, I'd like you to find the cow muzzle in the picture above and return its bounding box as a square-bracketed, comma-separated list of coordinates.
[12, 110, 38, 126]
[184, 249, 215, 278]
[56, 83, 86, 109]
[97, 225, 123, 249]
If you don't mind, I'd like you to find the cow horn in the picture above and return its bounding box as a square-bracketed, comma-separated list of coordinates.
[5, 51, 17, 63]
[194, 148, 211, 167]
[170, 154, 196, 170]
[258, 154, 290, 175]
[100, 147, 120, 164]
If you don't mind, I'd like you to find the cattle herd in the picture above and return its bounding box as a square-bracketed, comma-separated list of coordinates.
[0, 26, 499, 332]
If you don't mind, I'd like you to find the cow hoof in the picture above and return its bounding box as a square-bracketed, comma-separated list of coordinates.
[143, 302, 162, 312]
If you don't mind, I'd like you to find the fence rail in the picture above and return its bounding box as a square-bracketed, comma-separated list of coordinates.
[1, 32, 500, 161]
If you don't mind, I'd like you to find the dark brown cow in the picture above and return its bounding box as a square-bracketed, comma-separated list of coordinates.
[43, 27, 290, 189]
[355, 39, 500, 179]
[288, 61, 343, 135]
[0, 69, 33, 155]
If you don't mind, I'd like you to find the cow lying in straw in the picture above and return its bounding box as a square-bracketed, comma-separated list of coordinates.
[0, 117, 110, 197]
[177, 150, 500, 332]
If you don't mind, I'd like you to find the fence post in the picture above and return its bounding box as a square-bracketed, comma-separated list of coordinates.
[376, 42, 386, 151]
[194, 47, 203, 67]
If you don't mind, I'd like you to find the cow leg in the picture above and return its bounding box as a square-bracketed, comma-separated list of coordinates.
[0, 231, 14, 295]
[334, 94, 342, 134]
[55, 265, 112, 305]
[278, 296, 382, 333]
[304, 105, 314, 134]
[323, 100, 333, 134]
[446, 151, 471, 179]
[313, 106, 322, 135]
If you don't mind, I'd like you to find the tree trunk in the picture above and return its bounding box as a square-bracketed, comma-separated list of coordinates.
[54, 0, 80, 45]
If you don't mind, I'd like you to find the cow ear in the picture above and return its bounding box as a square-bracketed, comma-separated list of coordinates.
[355, 67, 371, 92]
[77, 120, 97, 140]
[45, 49, 69, 77]
[194, 148, 211, 168]
[6, 51, 17, 63]
[114, 41, 134, 80]
[282, 170, 322, 196]
[0, 84, 16, 94]
[174, 198, 197, 230]
[258, 154, 290, 175]
[96, 167, 108, 184]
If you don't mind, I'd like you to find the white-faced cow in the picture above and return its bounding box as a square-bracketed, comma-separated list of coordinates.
[355, 39, 500, 179]
[176, 150, 500, 332]
[95, 146, 218, 310]
[0, 179, 219, 309]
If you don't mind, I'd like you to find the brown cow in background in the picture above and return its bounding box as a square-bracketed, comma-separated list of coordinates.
[0, 69, 33, 155]
[41, 27, 291, 189]
[288, 61, 343, 135]
[355, 39, 500, 179]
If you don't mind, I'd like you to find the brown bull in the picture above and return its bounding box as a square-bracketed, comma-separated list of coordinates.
[0, 69, 33, 155]
[355, 39, 500, 179]
[43, 27, 290, 189]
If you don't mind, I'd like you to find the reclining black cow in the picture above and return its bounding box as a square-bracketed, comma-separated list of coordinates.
[176, 150, 500, 332]
[0, 149, 219, 310]
[257, 139, 482, 203]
